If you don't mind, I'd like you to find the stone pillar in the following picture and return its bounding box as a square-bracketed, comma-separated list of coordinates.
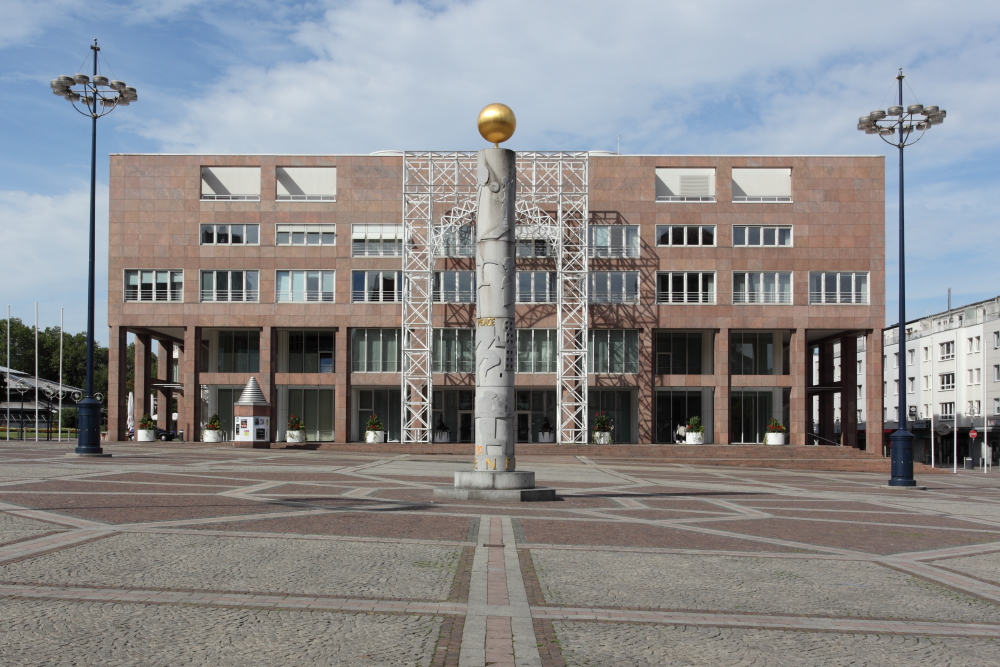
[865, 330, 884, 454]
[714, 329, 730, 444]
[260, 326, 275, 443]
[637, 328, 654, 444]
[155, 339, 172, 433]
[474, 147, 517, 473]
[107, 326, 128, 441]
[336, 327, 350, 443]
[818, 341, 835, 445]
[840, 333, 858, 448]
[134, 333, 151, 422]
[180, 326, 201, 443]
[789, 329, 807, 446]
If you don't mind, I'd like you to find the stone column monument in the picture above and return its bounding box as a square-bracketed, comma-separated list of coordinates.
[434, 104, 555, 502]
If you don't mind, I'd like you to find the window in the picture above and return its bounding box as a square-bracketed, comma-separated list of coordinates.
[276, 224, 336, 246]
[968, 368, 981, 385]
[283, 330, 334, 373]
[731, 332, 779, 375]
[588, 330, 639, 374]
[351, 271, 401, 302]
[907, 377, 915, 393]
[517, 271, 557, 303]
[275, 166, 336, 201]
[124, 270, 182, 302]
[994, 365, 1000, 382]
[940, 341, 955, 360]
[907, 349, 915, 365]
[276, 270, 335, 302]
[655, 168, 715, 202]
[968, 337, 974, 353]
[893, 352, 899, 368]
[733, 272, 792, 304]
[433, 271, 476, 303]
[433, 328, 475, 373]
[201, 224, 259, 245]
[969, 400, 981, 415]
[995, 397, 1000, 415]
[439, 224, 475, 257]
[923, 375, 929, 390]
[516, 225, 557, 258]
[351, 224, 403, 257]
[588, 225, 640, 258]
[351, 329, 400, 372]
[893, 380, 899, 395]
[808, 272, 869, 304]
[656, 272, 715, 304]
[975, 336, 981, 351]
[655, 225, 715, 247]
[994, 331, 1000, 348]
[200, 270, 259, 302]
[923, 346, 930, 361]
[655, 332, 705, 374]
[939, 373, 955, 390]
[217, 330, 260, 372]
[731, 168, 792, 202]
[858, 384, 863, 399]
[589, 272, 640, 304]
[516, 330, 557, 373]
[732, 226, 792, 246]
[201, 166, 260, 201]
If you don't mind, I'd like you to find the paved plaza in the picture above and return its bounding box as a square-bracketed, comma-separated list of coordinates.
[1, 443, 999, 666]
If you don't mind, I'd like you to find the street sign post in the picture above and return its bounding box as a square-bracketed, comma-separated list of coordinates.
[970, 429, 978, 440]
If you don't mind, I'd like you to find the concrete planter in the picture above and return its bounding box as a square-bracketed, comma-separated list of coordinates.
[433, 431, 450, 443]
[136, 429, 156, 442]
[592, 431, 612, 445]
[765, 432, 787, 445]
[286, 430, 306, 444]
[202, 429, 223, 443]
[537, 431, 555, 443]
[685, 431, 705, 445]
[365, 430, 384, 444]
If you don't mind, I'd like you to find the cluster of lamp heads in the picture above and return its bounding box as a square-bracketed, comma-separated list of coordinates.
[49, 74, 137, 109]
[858, 104, 945, 136]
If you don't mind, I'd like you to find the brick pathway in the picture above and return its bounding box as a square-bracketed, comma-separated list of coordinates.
[0, 442, 998, 666]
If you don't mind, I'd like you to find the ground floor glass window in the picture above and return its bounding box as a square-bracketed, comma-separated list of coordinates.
[432, 390, 474, 442]
[655, 390, 704, 443]
[587, 390, 633, 443]
[357, 389, 401, 441]
[515, 390, 556, 442]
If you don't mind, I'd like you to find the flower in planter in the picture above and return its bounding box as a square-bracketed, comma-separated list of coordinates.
[539, 416, 554, 433]
[434, 414, 450, 432]
[592, 411, 613, 432]
[203, 414, 221, 430]
[138, 414, 155, 430]
[366, 414, 384, 432]
[686, 416, 705, 433]
[766, 418, 787, 433]
[287, 414, 305, 431]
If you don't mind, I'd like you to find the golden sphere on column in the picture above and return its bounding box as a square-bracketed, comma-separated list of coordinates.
[477, 103, 516, 146]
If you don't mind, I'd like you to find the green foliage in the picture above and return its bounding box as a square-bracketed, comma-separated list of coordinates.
[366, 413, 384, 431]
[539, 416, 554, 433]
[0, 318, 111, 398]
[287, 414, 305, 431]
[138, 414, 156, 429]
[61, 408, 78, 429]
[687, 416, 705, 433]
[592, 411, 612, 432]
[434, 413, 450, 432]
[205, 414, 222, 430]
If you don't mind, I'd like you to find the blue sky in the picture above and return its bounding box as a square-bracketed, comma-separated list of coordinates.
[2, 0, 999, 342]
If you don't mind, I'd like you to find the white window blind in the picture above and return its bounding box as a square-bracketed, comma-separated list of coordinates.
[655, 168, 716, 202]
[731, 168, 792, 202]
[201, 167, 261, 201]
[276, 167, 337, 201]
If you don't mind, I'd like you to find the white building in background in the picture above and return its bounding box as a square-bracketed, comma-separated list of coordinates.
[880, 296, 1000, 466]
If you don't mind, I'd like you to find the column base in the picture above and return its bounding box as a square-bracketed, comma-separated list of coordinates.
[432, 470, 557, 501]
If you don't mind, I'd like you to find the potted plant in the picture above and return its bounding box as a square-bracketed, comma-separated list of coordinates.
[137, 414, 156, 442]
[591, 411, 613, 445]
[365, 413, 385, 443]
[685, 416, 705, 444]
[764, 418, 787, 445]
[286, 414, 306, 443]
[433, 414, 451, 443]
[202, 414, 223, 443]
[537, 416, 555, 443]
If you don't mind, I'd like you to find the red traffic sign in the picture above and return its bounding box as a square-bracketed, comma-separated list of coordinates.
[970, 429, 978, 440]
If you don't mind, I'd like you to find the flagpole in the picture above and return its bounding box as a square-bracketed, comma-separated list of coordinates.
[34, 302, 38, 442]
[5, 305, 9, 442]
[59, 308, 64, 442]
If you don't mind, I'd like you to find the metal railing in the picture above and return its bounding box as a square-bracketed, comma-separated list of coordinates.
[201, 194, 260, 201]
[655, 291, 715, 304]
[588, 293, 641, 305]
[200, 290, 259, 302]
[124, 289, 182, 302]
[276, 194, 336, 201]
[432, 290, 476, 304]
[587, 245, 640, 259]
[276, 290, 335, 303]
[351, 290, 402, 303]
[733, 195, 792, 203]
[809, 291, 870, 305]
[734, 291, 792, 304]
[351, 244, 403, 257]
[655, 195, 716, 202]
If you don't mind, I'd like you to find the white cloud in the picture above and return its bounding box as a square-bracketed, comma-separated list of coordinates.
[0, 188, 109, 341]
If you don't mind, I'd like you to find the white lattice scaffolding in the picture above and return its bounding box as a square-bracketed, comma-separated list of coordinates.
[401, 151, 589, 444]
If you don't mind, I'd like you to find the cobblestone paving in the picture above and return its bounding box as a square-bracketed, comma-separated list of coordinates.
[553, 621, 1000, 667]
[1, 442, 999, 666]
[531, 550, 1000, 622]
[0, 532, 461, 600]
[0, 597, 442, 666]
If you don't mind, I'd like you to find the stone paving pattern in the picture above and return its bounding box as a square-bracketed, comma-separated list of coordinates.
[0, 442, 999, 666]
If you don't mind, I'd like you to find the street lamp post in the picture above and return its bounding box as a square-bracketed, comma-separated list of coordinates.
[51, 40, 138, 456]
[857, 69, 946, 487]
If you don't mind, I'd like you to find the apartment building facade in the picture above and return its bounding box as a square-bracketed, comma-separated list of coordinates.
[105, 152, 886, 447]
[881, 296, 1000, 465]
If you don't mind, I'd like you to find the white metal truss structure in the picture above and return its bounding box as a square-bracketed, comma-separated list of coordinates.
[401, 151, 588, 444]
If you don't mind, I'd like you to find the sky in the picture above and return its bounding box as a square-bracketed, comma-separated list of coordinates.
[1, 0, 999, 343]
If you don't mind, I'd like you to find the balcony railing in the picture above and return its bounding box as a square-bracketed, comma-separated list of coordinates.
[200, 194, 260, 202]
[351, 243, 403, 257]
[587, 245, 640, 259]
[351, 290, 402, 303]
[276, 290, 336, 303]
[733, 291, 792, 304]
[276, 194, 336, 201]
[733, 195, 792, 203]
[200, 290, 259, 302]
[655, 195, 715, 202]
[124, 289, 183, 303]
[433, 290, 476, 304]
[809, 292, 870, 305]
[588, 293, 641, 305]
[655, 291, 715, 304]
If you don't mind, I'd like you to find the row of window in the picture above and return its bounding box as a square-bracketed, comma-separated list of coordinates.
[900, 334, 999, 366]
[198, 222, 796, 252]
[198, 166, 794, 204]
[126, 269, 871, 305]
[905, 366, 1000, 393]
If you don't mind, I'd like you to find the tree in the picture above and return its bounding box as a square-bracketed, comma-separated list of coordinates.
[0, 319, 109, 399]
